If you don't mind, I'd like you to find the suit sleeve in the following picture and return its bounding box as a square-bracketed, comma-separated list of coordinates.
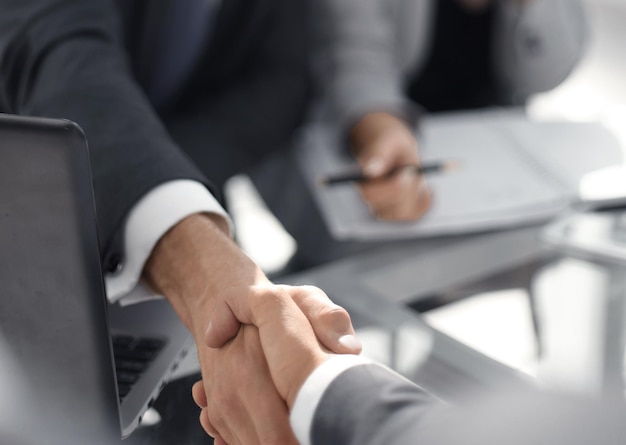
[493, 0, 588, 102]
[314, 0, 417, 131]
[310, 363, 438, 445]
[0, 0, 212, 271]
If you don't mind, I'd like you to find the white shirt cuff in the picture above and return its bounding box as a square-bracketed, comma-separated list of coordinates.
[104, 179, 234, 304]
[290, 354, 374, 445]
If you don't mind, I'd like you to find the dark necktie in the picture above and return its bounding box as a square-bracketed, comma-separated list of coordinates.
[148, 0, 221, 107]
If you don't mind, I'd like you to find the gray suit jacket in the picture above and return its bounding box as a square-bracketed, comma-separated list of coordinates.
[309, 364, 626, 445]
[315, 0, 587, 128]
[311, 364, 436, 444]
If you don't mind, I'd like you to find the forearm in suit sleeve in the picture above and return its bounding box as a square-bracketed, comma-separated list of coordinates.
[0, 0, 212, 271]
[311, 363, 438, 445]
[315, 0, 415, 130]
[493, 0, 588, 102]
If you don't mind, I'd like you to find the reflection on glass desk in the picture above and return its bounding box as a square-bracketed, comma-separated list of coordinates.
[411, 234, 626, 398]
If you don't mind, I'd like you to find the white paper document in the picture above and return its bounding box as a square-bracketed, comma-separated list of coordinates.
[297, 110, 624, 240]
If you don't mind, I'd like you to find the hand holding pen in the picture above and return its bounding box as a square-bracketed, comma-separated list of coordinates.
[319, 160, 459, 185]
[337, 112, 433, 220]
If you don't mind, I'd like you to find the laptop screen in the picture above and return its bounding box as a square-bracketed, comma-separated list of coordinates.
[0, 115, 119, 443]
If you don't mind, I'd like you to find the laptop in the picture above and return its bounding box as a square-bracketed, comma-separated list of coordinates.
[0, 114, 194, 443]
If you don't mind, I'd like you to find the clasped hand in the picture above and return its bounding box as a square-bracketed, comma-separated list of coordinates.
[192, 284, 361, 445]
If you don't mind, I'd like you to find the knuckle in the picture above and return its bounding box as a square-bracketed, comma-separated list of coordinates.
[201, 381, 214, 399]
[206, 407, 226, 432]
[287, 284, 329, 307]
[300, 285, 328, 300]
[210, 390, 228, 408]
[319, 303, 350, 323]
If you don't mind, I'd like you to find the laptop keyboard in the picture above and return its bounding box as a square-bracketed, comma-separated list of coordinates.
[112, 334, 167, 401]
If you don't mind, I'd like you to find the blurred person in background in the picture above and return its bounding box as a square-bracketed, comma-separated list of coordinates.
[251, 0, 587, 270]
[315, 0, 587, 221]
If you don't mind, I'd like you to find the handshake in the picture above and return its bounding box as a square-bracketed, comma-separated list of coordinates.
[147, 217, 626, 445]
[189, 284, 363, 445]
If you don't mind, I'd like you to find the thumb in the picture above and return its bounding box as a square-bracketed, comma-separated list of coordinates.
[282, 285, 362, 355]
[204, 289, 248, 348]
[204, 285, 286, 348]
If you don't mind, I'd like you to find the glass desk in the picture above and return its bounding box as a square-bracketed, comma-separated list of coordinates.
[127, 215, 626, 444]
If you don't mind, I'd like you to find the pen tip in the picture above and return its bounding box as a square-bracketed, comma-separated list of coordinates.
[443, 160, 462, 172]
[315, 177, 328, 186]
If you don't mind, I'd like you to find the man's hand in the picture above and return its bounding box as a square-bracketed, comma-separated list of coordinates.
[143, 214, 361, 443]
[193, 325, 300, 444]
[202, 285, 338, 410]
[350, 112, 431, 220]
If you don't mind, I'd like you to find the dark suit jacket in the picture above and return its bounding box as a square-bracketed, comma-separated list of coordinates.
[310, 364, 626, 445]
[0, 0, 208, 271]
[0, 0, 310, 272]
